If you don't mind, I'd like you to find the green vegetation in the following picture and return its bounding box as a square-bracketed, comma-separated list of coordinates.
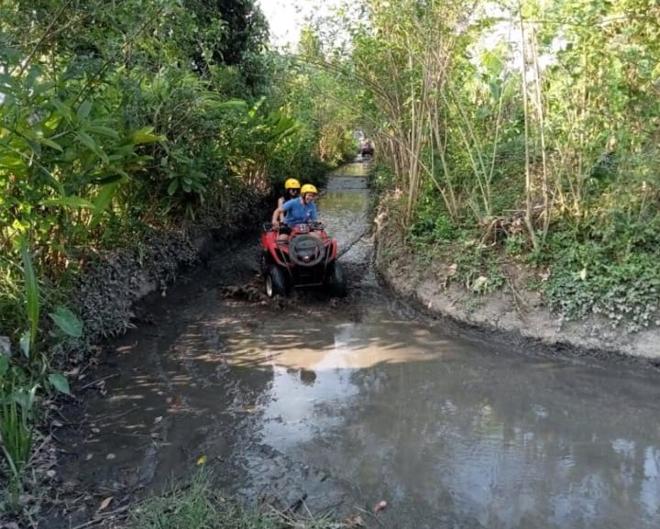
[323, 0, 658, 327]
[0, 0, 356, 513]
[129, 471, 340, 529]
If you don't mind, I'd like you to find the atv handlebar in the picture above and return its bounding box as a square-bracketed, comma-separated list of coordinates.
[263, 221, 325, 232]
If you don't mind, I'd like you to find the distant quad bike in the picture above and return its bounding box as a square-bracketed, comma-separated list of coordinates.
[359, 140, 374, 159]
[260, 222, 347, 298]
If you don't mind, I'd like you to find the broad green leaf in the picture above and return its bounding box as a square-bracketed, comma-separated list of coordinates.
[42, 196, 94, 210]
[131, 127, 164, 145]
[49, 306, 83, 338]
[48, 373, 71, 396]
[0, 152, 26, 169]
[167, 179, 178, 195]
[20, 242, 39, 352]
[92, 174, 124, 185]
[87, 125, 120, 139]
[77, 100, 92, 121]
[13, 385, 38, 410]
[36, 136, 63, 152]
[90, 180, 122, 228]
[76, 131, 108, 163]
[52, 98, 74, 121]
[210, 99, 248, 111]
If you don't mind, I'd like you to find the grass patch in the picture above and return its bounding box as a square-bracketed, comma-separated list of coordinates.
[128, 472, 343, 529]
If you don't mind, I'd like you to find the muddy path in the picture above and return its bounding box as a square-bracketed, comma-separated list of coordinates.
[53, 164, 660, 529]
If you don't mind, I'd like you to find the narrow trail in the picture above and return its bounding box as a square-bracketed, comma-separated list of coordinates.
[55, 164, 660, 529]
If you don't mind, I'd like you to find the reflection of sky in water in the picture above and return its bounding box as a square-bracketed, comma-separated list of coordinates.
[642, 447, 660, 517]
[250, 312, 660, 529]
[259, 324, 360, 447]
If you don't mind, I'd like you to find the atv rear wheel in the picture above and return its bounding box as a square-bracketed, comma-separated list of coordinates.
[327, 262, 347, 298]
[266, 265, 288, 298]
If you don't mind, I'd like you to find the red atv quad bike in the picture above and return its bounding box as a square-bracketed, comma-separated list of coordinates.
[260, 221, 347, 298]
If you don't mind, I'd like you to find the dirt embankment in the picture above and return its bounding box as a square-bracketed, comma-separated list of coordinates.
[373, 204, 660, 361]
[57, 193, 268, 367]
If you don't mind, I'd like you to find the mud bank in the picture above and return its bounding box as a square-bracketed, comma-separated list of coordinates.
[57, 192, 268, 367]
[374, 203, 660, 361]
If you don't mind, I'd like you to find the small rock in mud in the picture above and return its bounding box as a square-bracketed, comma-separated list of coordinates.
[220, 283, 264, 302]
[344, 514, 365, 528]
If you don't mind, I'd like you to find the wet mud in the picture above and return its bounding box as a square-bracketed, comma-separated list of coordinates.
[54, 164, 660, 529]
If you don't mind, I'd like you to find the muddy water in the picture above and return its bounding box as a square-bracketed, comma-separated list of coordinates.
[62, 164, 660, 529]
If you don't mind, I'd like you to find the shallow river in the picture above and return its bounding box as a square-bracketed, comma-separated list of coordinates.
[62, 164, 660, 529]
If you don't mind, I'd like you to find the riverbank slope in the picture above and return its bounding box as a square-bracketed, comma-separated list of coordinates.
[374, 199, 660, 360]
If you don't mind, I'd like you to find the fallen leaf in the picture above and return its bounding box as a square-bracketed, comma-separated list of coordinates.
[196, 455, 207, 466]
[344, 514, 365, 527]
[373, 500, 388, 513]
[52, 420, 63, 428]
[85, 453, 94, 461]
[154, 416, 163, 424]
[98, 497, 113, 512]
[471, 275, 489, 293]
[46, 469, 56, 478]
[106, 453, 116, 460]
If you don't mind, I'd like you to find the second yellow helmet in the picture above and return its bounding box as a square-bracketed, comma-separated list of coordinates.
[284, 178, 301, 190]
[300, 183, 318, 195]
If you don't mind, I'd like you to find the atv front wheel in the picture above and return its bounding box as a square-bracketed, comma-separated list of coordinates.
[327, 262, 347, 298]
[266, 265, 288, 298]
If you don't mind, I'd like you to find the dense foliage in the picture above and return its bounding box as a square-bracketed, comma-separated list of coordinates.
[0, 0, 356, 512]
[326, 0, 658, 328]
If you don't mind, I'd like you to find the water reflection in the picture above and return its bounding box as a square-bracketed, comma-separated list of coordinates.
[234, 305, 660, 529]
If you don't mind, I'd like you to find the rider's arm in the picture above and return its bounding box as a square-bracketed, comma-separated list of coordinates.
[272, 206, 285, 226]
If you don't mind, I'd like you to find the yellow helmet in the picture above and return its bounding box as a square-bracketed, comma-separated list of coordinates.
[284, 178, 301, 190]
[301, 184, 318, 195]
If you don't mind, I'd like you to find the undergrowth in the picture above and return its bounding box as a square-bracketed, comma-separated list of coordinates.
[129, 472, 343, 529]
[401, 189, 659, 331]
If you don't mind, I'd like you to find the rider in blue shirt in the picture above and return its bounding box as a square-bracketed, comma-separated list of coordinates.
[272, 184, 319, 230]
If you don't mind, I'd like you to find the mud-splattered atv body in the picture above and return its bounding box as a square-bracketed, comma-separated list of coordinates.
[259, 222, 347, 298]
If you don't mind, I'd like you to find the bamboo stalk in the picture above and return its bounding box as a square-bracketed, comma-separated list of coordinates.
[519, 9, 539, 250]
